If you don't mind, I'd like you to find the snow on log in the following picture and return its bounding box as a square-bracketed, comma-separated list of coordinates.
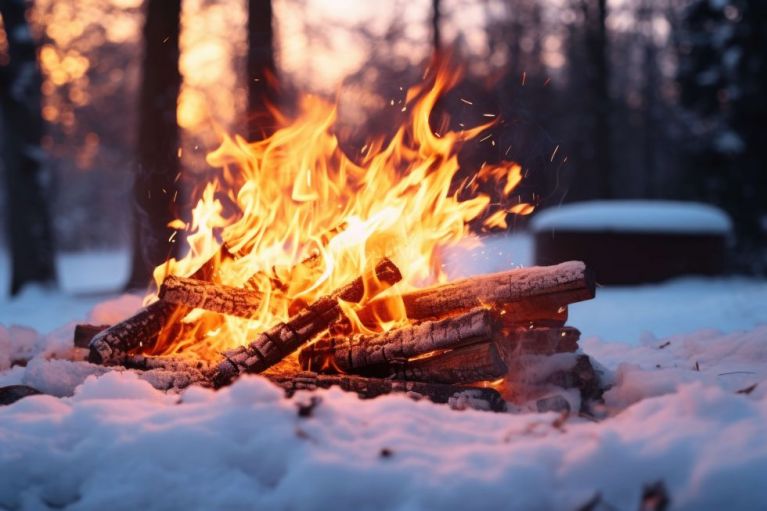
[298, 307, 500, 373]
[266, 371, 506, 411]
[159, 275, 267, 318]
[211, 258, 402, 387]
[355, 261, 594, 325]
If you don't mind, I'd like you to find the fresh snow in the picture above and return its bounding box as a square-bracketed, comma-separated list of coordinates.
[529, 200, 733, 234]
[1, 243, 767, 510]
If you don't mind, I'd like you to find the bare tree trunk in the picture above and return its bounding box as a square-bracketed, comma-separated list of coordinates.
[432, 0, 441, 53]
[247, 0, 276, 140]
[0, 0, 57, 296]
[126, 0, 182, 290]
[588, 0, 612, 199]
[639, 0, 658, 197]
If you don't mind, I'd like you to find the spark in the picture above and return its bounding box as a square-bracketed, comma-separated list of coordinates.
[482, 113, 496, 118]
[168, 231, 177, 243]
[479, 134, 493, 142]
[550, 145, 560, 162]
[521, 72, 527, 86]
[460, 98, 473, 105]
[505, 145, 512, 156]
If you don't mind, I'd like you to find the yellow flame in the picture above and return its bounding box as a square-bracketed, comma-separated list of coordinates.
[149, 61, 533, 361]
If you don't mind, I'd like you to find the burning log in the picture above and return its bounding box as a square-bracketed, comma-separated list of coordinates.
[73, 324, 109, 348]
[298, 307, 500, 373]
[86, 254, 227, 365]
[356, 261, 593, 326]
[159, 275, 268, 318]
[88, 300, 185, 365]
[211, 258, 402, 387]
[266, 371, 506, 411]
[391, 341, 508, 384]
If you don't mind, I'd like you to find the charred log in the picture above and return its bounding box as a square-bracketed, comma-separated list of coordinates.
[495, 326, 580, 359]
[266, 371, 506, 411]
[88, 254, 223, 365]
[356, 261, 593, 325]
[159, 275, 267, 318]
[391, 341, 508, 384]
[211, 258, 402, 386]
[299, 307, 500, 373]
[73, 324, 109, 348]
[88, 300, 184, 365]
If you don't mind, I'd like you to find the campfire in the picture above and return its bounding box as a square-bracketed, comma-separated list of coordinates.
[75, 62, 601, 413]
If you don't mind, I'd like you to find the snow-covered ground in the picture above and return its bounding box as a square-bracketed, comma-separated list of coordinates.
[1, 240, 767, 510]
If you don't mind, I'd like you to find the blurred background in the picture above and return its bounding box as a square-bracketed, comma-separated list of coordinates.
[1, 0, 765, 299]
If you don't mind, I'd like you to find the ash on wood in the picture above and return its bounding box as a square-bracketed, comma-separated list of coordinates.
[267, 371, 506, 411]
[355, 261, 594, 325]
[211, 258, 402, 387]
[391, 341, 508, 384]
[159, 275, 267, 318]
[298, 307, 500, 373]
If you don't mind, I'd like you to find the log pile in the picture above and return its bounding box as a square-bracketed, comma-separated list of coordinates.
[78, 259, 602, 412]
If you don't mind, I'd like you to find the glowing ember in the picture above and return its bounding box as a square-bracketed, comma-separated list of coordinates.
[148, 61, 534, 361]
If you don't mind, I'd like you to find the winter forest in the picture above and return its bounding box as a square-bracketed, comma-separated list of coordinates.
[1, 1, 766, 510]
[1, 0, 765, 295]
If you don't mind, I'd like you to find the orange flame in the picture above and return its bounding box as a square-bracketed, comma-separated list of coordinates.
[149, 61, 534, 361]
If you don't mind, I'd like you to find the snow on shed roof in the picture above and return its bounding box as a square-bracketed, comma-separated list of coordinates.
[530, 200, 732, 234]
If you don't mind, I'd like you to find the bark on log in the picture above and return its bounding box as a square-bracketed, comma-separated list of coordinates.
[266, 371, 506, 411]
[298, 308, 500, 373]
[391, 341, 508, 384]
[211, 258, 402, 387]
[159, 275, 268, 318]
[356, 261, 593, 325]
[74, 324, 109, 348]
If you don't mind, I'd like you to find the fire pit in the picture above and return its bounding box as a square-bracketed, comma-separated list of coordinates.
[73, 63, 605, 413]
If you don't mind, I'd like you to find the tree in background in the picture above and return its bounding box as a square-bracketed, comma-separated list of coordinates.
[563, 0, 613, 201]
[0, 0, 57, 296]
[126, 0, 182, 289]
[247, 0, 277, 140]
[676, 0, 767, 269]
